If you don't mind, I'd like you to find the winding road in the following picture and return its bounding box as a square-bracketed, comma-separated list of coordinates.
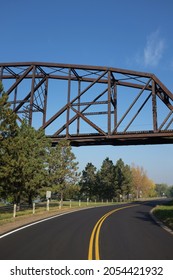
[0, 200, 173, 260]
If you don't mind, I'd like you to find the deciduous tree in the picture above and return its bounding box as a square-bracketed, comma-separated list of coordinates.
[131, 164, 156, 198]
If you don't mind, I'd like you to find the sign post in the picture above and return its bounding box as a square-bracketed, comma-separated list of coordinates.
[13, 204, 16, 218]
[46, 191, 51, 211]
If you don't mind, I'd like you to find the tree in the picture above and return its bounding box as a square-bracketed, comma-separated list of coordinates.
[131, 165, 144, 199]
[131, 164, 156, 198]
[64, 184, 81, 200]
[19, 123, 50, 205]
[47, 140, 79, 202]
[0, 82, 18, 201]
[114, 159, 133, 200]
[0, 82, 17, 140]
[155, 184, 169, 197]
[80, 162, 97, 200]
[97, 157, 115, 200]
[141, 174, 156, 197]
[0, 121, 50, 205]
[167, 186, 173, 197]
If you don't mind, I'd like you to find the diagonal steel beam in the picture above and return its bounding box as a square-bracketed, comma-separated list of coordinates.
[124, 93, 152, 132]
[6, 65, 33, 96]
[153, 75, 173, 101]
[159, 111, 173, 130]
[53, 88, 108, 136]
[71, 107, 107, 136]
[112, 78, 152, 133]
[14, 77, 46, 112]
[42, 70, 108, 129]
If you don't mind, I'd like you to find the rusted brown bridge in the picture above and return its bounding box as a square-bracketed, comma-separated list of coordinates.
[1, 62, 173, 146]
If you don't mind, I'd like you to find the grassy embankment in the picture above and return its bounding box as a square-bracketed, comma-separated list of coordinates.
[153, 200, 173, 230]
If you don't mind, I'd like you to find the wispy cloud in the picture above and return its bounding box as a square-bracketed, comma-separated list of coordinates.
[143, 30, 165, 67]
[126, 30, 166, 69]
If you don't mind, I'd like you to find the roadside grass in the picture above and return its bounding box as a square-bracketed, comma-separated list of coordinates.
[0, 200, 115, 226]
[1, 198, 170, 229]
[153, 200, 173, 230]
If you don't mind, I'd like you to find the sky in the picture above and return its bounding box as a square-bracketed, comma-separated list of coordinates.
[1, 0, 173, 185]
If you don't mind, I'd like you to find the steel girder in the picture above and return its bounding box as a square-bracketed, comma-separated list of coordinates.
[0, 62, 173, 146]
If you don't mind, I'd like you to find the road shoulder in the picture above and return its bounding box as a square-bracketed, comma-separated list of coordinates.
[150, 208, 173, 236]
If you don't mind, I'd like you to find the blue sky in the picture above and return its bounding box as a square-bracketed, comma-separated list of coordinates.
[1, 0, 173, 185]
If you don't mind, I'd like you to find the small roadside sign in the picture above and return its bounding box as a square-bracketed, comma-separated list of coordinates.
[46, 191, 51, 199]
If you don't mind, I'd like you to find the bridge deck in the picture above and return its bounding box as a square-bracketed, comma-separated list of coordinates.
[50, 131, 173, 146]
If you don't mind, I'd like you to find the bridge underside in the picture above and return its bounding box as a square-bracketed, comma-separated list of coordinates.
[50, 132, 173, 146]
[1, 62, 173, 146]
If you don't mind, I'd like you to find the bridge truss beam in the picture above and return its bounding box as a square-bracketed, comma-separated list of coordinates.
[0, 62, 173, 146]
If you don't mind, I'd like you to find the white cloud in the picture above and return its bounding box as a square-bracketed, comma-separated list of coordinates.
[143, 30, 165, 67]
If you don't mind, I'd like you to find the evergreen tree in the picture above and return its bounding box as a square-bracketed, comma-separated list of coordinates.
[0, 82, 18, 201]
[47, 140, 79, 202]
[0, 82, 17, 139]
[19, 122, 50, 205]
[80, 162, 97, 200]
[0, 121, 50, 205]
[114, 158, 132, 199]
[97, 157, 115, 200]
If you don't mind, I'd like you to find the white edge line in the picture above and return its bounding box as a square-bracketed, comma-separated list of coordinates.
[0, 207, 94, 239]
[0, 203, 135, 239]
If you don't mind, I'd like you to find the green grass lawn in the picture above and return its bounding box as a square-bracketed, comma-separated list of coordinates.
[153, 200, 173, 230]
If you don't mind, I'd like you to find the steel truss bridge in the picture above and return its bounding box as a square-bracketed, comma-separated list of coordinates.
[1, 62, 173, 146]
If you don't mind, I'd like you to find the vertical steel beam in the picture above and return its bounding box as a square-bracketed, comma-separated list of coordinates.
[108, 70, 111, 135]
[77, 80, 81, 135]
[43, 78, 48, 126]
[0, 66, 3, 81]
[113, 82, 117, 132]
[112, 78, 152, 133]
[29, 65, 36, 126]
[53, 88, 108, 136]
[42, 70, 108, 129]
[152, 80, 158, 132]
[66, 68, 71, 136]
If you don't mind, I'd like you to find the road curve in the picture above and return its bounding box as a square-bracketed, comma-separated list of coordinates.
[0, 200, 173, 260]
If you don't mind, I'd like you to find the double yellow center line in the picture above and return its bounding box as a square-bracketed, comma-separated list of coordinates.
[88, 204, 138, 260]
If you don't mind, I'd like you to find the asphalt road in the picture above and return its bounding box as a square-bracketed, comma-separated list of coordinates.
[0, 200, 173, 260]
